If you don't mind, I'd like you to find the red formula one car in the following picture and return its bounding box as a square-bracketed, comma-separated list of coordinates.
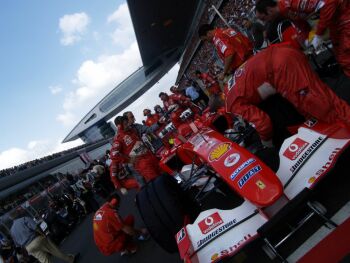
[136, 104, 350, 263]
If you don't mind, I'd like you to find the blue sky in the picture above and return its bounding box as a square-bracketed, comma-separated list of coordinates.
[0, 1, 179, 169]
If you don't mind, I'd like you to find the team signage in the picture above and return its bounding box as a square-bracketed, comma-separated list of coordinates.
[230, 158, 255, 180]
[209, 143, 231, 162]
[283, 138, 309, 160]
[198, 212, 223, 234]
[238, 165, 262, 188]
[224, 153, 240, 167]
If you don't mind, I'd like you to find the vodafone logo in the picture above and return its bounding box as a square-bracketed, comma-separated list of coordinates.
[198, 212, 223, 234]
[224, 153, 240, 167]
[205, 217, 214, 226]
[283, 138, 309, 160]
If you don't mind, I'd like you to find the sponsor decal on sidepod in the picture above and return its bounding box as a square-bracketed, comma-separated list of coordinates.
[283, 138, 309, 160]
[315, 148, 341, 177]
[198, 212, 223, 234]
[210, 234, 252, 262]
[290, 137, 324, 174]
[197, 219, 237, 248]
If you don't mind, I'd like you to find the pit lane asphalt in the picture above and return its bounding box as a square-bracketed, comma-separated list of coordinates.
[53, 189, 182, 263]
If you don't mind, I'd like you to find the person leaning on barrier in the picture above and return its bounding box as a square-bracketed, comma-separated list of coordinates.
[10, 216, 79, 263]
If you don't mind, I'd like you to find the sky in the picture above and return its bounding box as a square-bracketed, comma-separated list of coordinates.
[0, 1, 179, 170]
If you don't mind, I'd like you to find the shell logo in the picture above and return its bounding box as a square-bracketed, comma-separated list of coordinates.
[211, 253, 219, 262]
[308, 176, 316, 184]
[209, 143, 231, 162]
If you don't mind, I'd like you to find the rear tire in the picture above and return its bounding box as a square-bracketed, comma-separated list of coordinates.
[136, 175, 185, 253]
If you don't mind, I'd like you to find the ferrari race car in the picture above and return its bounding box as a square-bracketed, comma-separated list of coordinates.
[136, 100, 350, 263]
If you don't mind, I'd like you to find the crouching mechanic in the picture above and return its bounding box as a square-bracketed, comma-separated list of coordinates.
[110, 115, 162, 193]
[93, 192, 149, 256]
[225, 44, 350, 144]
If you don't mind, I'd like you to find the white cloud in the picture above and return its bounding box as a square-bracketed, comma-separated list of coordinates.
[57, 111, 76, 126]
[59, 12, 90, 46]
[107, 3, 135, 48]
[0, 139, 83, 170]
[49, 85, 63, 95]
[58, 41, 142, 127]
[57, 3, 142, 128]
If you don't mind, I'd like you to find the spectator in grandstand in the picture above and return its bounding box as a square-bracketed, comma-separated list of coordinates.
[255, 0, 350, 77]
[10, 216, 79, 263]
[110, 115, 160, 194]
[242, 17, 265, 50]
[143, 108, 160, 127]
[66, 174, 99, 213]
[94, 161, 113, 189]
[93, 192, 149, 256]
[104, 150, 112, 167]
[225, 44, 350, 144]
[198, 24, 253, 80]
[184, 82, 206, 110]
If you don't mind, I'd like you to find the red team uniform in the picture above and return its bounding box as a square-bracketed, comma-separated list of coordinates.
[278, 0, 350, 77]
[225, 44, 350, 140]
[110, 125, 161, 189]
[212, 28, 253, 73]
[93, 203, 136, 255]
[145, 113, 160, 127]
[198, 72, 221, 95]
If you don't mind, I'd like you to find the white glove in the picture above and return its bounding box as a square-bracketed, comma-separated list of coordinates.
[311, 35, 322, 49]
[120, 187, 128, 195]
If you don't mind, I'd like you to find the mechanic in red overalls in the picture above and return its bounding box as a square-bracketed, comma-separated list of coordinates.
[256, 0, 350, 77]
[110, 115, 161, 192]
[198, 24, 253, 80]
[93, 192, 148, 256]
[159, 92, 191, 111]
[195, 70, 222, 95]
[143, 108, 160, 127]
[225, 44, 350, 143]
[265, 16, 310, 49]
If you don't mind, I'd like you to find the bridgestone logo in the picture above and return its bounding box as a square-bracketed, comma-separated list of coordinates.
[290, 137, 324, 174]
[197, 219, 237, 248]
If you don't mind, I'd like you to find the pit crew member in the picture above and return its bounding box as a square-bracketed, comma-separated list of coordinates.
[198, 24, 253, 80]
[256, 0, 350, 77]
[225, 44, 350, 142]
[93, 192, 148, 256]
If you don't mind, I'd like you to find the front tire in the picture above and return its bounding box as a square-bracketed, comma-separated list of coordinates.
[136, 175, 185, 253]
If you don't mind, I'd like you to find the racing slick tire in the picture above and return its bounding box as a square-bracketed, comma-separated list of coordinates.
[136, 175, 186, 253]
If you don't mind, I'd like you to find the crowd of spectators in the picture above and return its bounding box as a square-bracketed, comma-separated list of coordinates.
[177, 0, 257, 90]
[0, 138, 109, 178]
[0, 173, 65, 216]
